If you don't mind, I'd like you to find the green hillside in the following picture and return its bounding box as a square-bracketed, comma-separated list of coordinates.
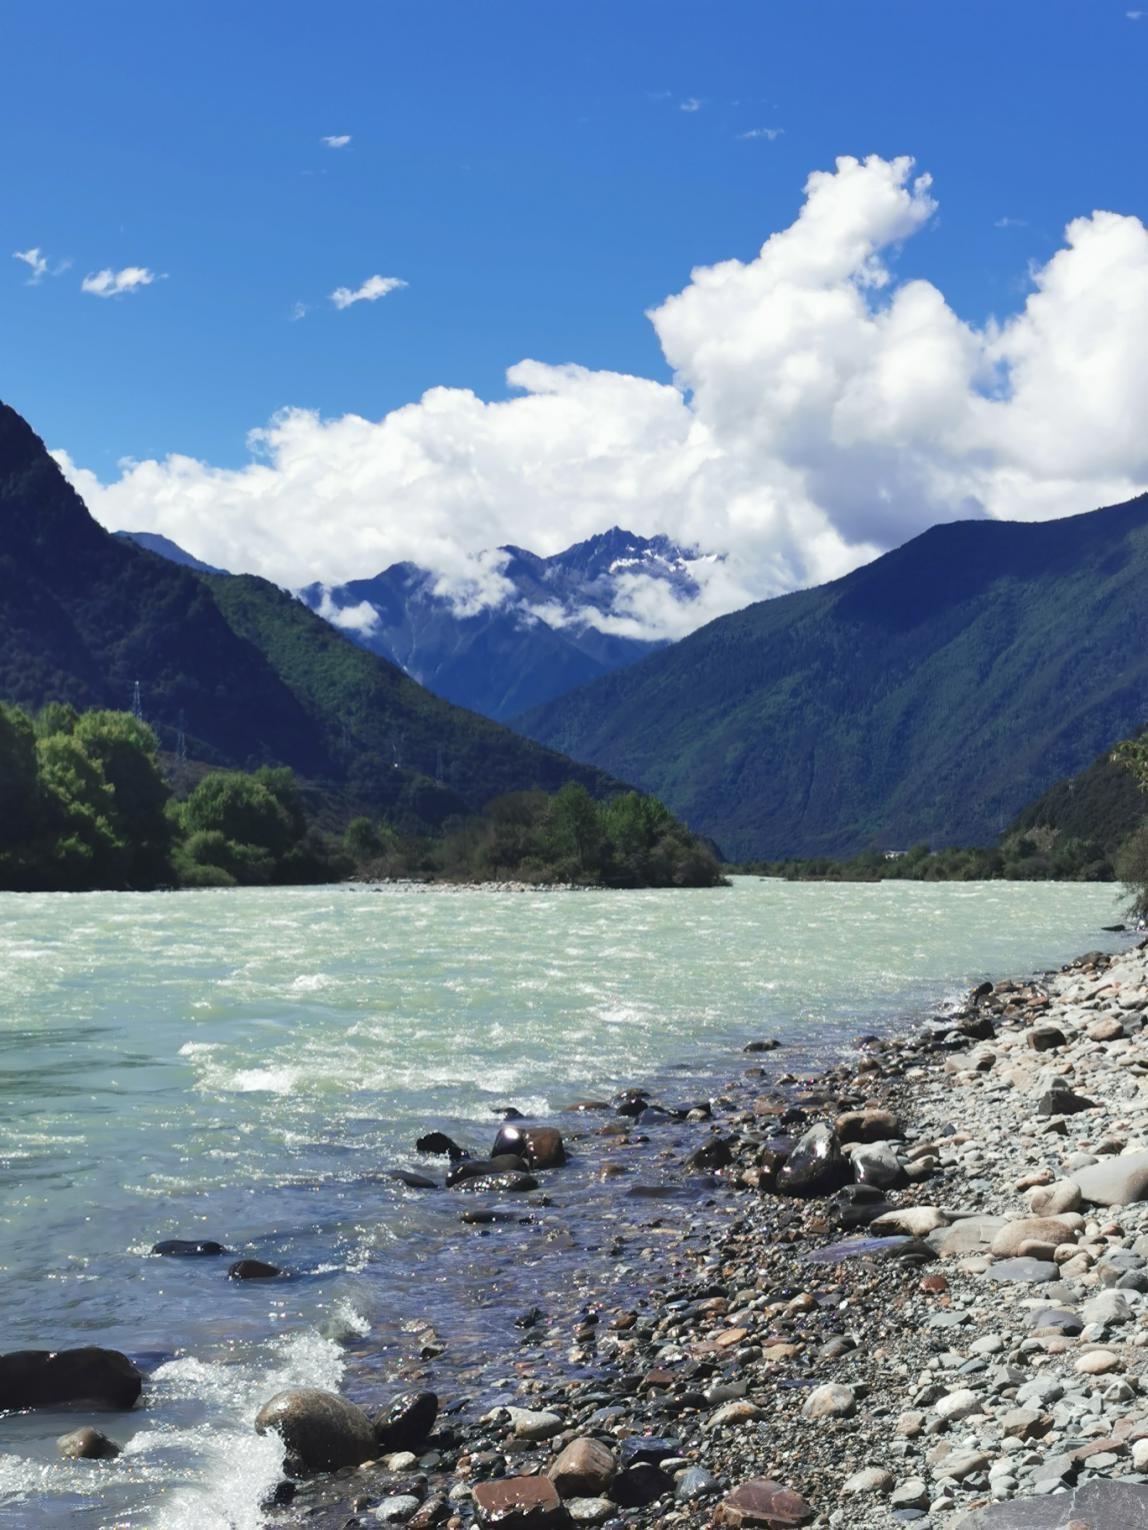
[518, 496, 1148, 859]
[0, 401, 620, 824]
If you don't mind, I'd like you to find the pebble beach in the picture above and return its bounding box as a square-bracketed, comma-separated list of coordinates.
[228, 932, 1148, 1528]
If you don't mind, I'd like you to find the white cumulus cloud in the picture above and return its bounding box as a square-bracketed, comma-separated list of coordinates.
[321, 134, 352, 148]
[81, 266, 157, 298]
[330, 274, 408, 309]
[59, 153, 1148, 642]
[679, 97, 703, 113]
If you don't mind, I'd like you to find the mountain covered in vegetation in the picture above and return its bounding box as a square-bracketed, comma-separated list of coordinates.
[519, 495, 1148, 860]
[297, 528, 700, 720]
[0, 402, 622, 828]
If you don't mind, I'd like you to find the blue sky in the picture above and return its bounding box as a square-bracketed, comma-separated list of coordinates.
[4, 2, 1148, 626]
[3, 0, 1143, 468]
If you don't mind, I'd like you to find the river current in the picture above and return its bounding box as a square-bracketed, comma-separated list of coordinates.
[0, 878, 1131, 1527]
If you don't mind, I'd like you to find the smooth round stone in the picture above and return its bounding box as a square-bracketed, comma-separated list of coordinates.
[983, 1257, 1060, 1284]
[843, 1467, 894, 1496]
[802, 1382, 855, 1420]
[373, 1497, 421, 1523]
[1075, 1349, 1120, 1374]
[934, 1388, 984, 1422]
[566, 1500, 615, 1525]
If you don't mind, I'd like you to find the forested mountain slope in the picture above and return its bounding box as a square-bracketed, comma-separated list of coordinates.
[519, 497, 1148, 859]
[0, 402, 620, 824]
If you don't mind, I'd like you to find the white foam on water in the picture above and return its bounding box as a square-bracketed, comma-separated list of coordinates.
[144, 1326, 347, 1529]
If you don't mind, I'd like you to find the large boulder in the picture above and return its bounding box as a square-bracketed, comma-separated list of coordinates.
[0, 1348, 142, 1411]
[254, 1387, 376, 1474]
[851, 1142, 908, 1190]
[990, 1216, 1082, 1257]
[952, 1478, 1148, 1527]
[776, 1124, 849, 1197]
[1071, 1152, 1148, 1207]
[491, 1125, 567, 1170]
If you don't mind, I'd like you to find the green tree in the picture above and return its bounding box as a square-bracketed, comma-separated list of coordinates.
[182, 772, 296, 859]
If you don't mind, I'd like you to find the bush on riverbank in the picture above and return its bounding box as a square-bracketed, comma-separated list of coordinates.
[345, 783, 726, 888]
[0, 702, 723, 892]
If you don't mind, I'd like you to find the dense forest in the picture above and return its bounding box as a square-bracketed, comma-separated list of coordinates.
[0, 702, 724, 892]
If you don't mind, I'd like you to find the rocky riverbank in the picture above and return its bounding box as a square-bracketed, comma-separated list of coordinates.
[242, 933, 1148, 1528]
[10, 932, 1146, 1527]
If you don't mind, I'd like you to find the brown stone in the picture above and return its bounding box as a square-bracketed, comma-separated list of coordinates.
[548, 1437, 616, 1499]
[835, 1108, 902, 1143]
[714, 1478, 814, 1527]
[473, 1476, 568, 1527]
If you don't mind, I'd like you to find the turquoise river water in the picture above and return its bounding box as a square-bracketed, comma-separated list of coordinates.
[0, 878, 1133, 1527]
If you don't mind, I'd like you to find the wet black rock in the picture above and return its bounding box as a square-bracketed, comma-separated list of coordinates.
[614, 1089, 650, 1118]
[229, 1259, 282, 1280]
[743, 1039, 780, 1053]
[776, 1123, 850, 1197]
[373, 1391, 439, 1453]
[0, 1348, 143, 1411]
[612, 1461, 673, 1508]
[687, 1137, 735, 1172]
[388, 1170, 439, 1190]
[618, 1435, 679, 1469]
[491, 1125, 567, 1169]
[151, 1239, 227, 1256]
[415, 1132, 470, 1162]
[454, 1171, 539, 1194]
[446, 1157, 528, 1187]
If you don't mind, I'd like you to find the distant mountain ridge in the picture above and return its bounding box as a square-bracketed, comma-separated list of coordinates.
[519, 494, 1148, 860]
[116, 530, 226, 575]
[298, 527, 703, 720]
[0, 401, 623, 828]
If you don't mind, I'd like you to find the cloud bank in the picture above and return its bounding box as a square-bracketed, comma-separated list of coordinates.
[61, 154, 1148, 640]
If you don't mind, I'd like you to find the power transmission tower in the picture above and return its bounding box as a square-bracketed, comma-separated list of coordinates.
[176, 710, 188, 763]
[131, 680, 144, 720]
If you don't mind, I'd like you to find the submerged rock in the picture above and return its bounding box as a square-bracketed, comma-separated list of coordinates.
[388, 1170, 439, 1189]
[228, 1259, 281, 1280]
[56, 1427, 121, 1459]
[254, 1387, 376, 1474]
[0, 1348, 143, 1411]
[151, 1239, 227, 1256]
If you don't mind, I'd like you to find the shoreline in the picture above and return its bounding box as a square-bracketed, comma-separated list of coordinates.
[263, 925, 1148, 1529]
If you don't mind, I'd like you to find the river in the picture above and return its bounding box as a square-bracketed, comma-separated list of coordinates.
[0, 878, 1131, 1527]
